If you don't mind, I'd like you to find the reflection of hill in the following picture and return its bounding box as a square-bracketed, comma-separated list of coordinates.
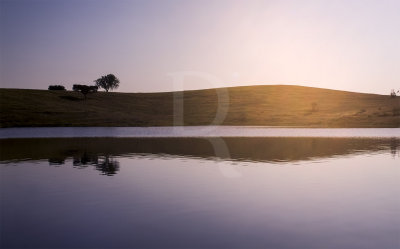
[1, 137, 398, 165]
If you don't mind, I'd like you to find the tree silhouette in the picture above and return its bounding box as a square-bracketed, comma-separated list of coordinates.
[48, 85, 66, 90]
[390, 89, 399, 98]
[94, 74, 120, 92]
[73, 84, 98, 99]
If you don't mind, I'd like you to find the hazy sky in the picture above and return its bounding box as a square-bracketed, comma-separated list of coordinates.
[1, 0, 399, 94]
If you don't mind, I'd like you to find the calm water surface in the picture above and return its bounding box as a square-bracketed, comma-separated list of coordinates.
[1, 126, 399, 138]
[1, 128, 399, 249]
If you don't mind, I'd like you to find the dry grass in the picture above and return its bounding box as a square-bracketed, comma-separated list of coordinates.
[0, 85, 399, 127]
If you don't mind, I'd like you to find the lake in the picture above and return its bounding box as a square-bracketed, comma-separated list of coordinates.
[1, 127, 399, 249]
[1, 126, 399, 138]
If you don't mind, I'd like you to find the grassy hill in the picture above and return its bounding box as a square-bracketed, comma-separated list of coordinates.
[0, 85, 399, 128]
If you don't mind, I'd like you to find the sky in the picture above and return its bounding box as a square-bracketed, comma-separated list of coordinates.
[0, 0, 399, 94]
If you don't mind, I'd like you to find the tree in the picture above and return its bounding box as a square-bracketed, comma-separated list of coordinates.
[390, 89, 400, 98]
[48, 85, 66, 90]
[94, 74, 120, 92]
[73, 84, 98, 99]
[390, 89, 397, 98]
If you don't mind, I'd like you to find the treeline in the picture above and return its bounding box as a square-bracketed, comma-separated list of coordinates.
[48, 73, 120, 99]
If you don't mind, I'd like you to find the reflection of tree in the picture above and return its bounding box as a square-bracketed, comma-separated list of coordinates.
[48, 158, 65, 165]
[390, 138, 399, 157]
[48, 152, 120, 175]
[73, 152, 98, 167]
[95, 156, 120, 176]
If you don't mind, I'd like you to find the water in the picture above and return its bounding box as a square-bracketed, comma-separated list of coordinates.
[1, 129, 399, 248]
[1, 126, 399, 138]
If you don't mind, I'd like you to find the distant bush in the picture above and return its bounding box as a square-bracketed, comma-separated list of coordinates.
[48, 85, 66, 91]
[73, 84, 98, 99]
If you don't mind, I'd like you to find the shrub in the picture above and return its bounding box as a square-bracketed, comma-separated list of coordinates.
[48, 85, 66, 90]
[72, 84, 98, 99]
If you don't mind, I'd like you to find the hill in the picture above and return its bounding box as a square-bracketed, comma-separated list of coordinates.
[0, 85, 399, 127]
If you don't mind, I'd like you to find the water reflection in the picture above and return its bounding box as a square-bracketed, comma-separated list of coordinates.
[390, 138, 399, 157]
[1, 137, 399, 174]
[1, 137, 399, 249]
[47, 152, 120, 175]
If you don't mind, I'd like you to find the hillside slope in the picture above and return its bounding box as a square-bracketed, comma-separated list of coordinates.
[0, 85, 399, 127]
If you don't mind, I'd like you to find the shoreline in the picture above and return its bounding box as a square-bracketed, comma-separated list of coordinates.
[1, 126, 399, 139]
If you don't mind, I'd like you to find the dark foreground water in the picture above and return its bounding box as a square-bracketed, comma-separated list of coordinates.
[1, 134, 399, 248]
